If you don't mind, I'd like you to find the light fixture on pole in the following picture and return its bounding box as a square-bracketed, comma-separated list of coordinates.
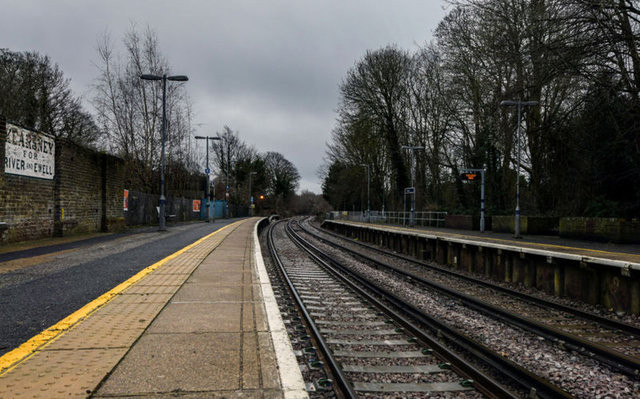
[500, 99, 539, 238]
[194, 135, 221, 222]
[248, 171, 257, 216]
[401, 145, 424, 226]
[360, 164, 370, 222]
[225, 138, 230, 218]
[140, 73, 188, 231]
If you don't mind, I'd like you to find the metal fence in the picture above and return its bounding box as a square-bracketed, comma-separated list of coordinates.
[329, 210, 446, 228]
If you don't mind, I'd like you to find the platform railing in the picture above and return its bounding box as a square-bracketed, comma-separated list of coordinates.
[330, 210, 446, 228]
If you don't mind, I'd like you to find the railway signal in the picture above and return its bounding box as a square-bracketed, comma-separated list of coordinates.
[459, 168, 486, 233]
[459, 173, 478, 181]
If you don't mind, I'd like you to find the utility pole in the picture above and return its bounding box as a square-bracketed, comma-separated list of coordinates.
[226, 138, 230, 218]
[140, 73, 189, 231]
[249, 171, 257, 216]
[401, 145, 424, 226]
[195, 135, 221, 222]
[360, 164, 370, 222]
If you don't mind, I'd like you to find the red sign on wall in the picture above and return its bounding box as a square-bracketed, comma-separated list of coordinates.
[123, 189, 129, 211]
[192, 200, 201, 212]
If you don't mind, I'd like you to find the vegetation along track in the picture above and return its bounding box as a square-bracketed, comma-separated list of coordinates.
[265, 218, 576, 398]
[294, 217, 640, 397]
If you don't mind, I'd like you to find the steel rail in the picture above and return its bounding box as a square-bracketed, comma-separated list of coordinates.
[302, 220, 640, 376]
[266, 221, 358, 398]
[312, 219, 640, 337]
[285, 220, 566, 399]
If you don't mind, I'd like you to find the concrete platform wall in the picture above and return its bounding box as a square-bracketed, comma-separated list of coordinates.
[322, 220, 640, 314]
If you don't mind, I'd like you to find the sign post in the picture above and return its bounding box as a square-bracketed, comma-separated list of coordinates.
[123, 189, 129, 211]
[404, 187, 415, 226]
[460, 168, 486, 232]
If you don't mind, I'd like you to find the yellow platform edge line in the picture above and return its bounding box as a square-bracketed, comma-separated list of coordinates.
[0, 219, 244, 375]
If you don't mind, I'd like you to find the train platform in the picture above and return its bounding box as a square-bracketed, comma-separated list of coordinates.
[0, 217, 308, 398]
[322, 219, 640, 313]
[328, 219, 640, 265]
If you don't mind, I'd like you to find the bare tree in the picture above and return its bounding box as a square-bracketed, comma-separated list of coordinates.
[339, 46, 412, 207]
[263, 151, 300, 214]
[0, 49, 98, 144]
[92, 26, 194, 191]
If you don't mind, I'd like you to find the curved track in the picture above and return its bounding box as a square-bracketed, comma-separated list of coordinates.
[265, 218, 581, 398]
[303, 218, 640, 376]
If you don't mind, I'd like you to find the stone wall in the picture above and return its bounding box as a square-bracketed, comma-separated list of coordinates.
[0, 117, 126, 243]
[1, 118, 56, 242]
[54, 141, 126, 236]
[0, 116, 5, 241]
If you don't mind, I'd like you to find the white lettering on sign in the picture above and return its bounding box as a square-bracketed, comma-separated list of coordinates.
[4, 123, 55, 179]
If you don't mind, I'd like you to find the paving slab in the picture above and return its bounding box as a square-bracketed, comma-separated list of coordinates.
[173, 282, 244, 302]
[96, 332, 241, 394]
[146, 302, 242, 333]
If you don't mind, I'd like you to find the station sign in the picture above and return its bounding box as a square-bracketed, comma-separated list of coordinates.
[404, 187, 415, 194]
[4, 123, 55, 179]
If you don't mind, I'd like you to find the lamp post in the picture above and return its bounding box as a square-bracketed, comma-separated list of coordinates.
[500, 99, 539, 238]
[217, 135, 231, 218]
[140, 73, 188, 231]
[360, 164, 370, 222]
[194, 135, 221, 222]
[248, 171, 257, 216]
[225, 138, 230, 218]
[401, 145, 424, 226]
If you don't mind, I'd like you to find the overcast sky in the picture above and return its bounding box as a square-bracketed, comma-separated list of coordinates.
[2, 0, 449, 193]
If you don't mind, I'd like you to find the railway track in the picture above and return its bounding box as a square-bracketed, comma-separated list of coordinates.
[300, 218, 640, 377]
[264, 218, 580, 398]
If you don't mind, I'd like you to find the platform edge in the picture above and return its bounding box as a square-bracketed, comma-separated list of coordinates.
[253, 219, 309, 399]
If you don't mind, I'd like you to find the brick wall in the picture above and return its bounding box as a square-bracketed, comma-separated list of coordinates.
[54, 141, 126, 236]
[0, 115, 6, 241]
[0, 117, 126, 243]
[0, 118, 56, 242]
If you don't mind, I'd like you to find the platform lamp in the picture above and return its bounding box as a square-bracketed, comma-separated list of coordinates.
[194, 135, 221, 222]
[140, 73, 189, 231]
[248, 171, 257, 216]
[500, 99, 539, 238]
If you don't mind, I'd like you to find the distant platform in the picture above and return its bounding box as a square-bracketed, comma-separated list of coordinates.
[322, 219, 640, 314]
[324, 219, 640, 268]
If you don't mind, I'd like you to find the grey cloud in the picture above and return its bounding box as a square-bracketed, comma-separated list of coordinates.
[1, 0, 448, 193]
